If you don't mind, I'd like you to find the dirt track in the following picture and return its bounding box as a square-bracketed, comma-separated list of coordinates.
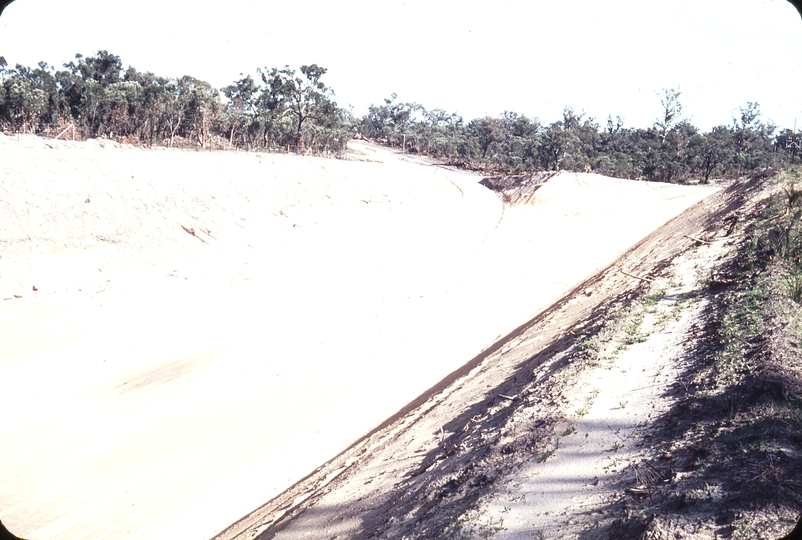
[0, 137, 714, 540]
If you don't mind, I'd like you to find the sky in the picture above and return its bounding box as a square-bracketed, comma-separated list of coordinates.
[0, 0, 800, 132]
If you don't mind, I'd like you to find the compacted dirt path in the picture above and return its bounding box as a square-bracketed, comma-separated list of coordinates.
[0, 136, 713, 540]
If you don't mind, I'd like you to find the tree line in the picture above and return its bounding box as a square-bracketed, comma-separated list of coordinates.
[362, 91, 799, 183]
[1, 50, 800, 183]
[0, 51, 352, 155]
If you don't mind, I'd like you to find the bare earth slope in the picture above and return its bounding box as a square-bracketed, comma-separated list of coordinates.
[0, 136, 714, 540]
[253, 177, 746, 540]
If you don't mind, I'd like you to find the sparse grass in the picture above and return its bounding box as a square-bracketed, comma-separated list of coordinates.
[603, 456, 621, 472]
[785, 271, 802, 304]
[575, 389, 600, 417]
[622, 319, 647, 345]
[538, 447, 556, 462]
[481, 516, 507, 537]
[576, 336, 600, 354]
[568, 286, 669, 370]
[606, 295, 660, 356]
[538, 449, 555, 462]
[538, 437, 560, 462]
[644, 289, 666, 309]
[653, 291, 692, 329]
[606, 167, 802, 538]
[762, 167, 802, 305]
[569, 336, 602, 369]
[448, 498, 508, 539]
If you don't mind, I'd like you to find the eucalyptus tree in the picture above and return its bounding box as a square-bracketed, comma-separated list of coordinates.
[468, 116, 506, 160]
[0, 64, 48, 130]
[176, 76, 221, 148]
[730, 102, 775, 173]
[539, 122, 578, 171]
[53, 51, 124, 135]
[654, 87, 683, 143]
[360, 93, 419, 147]
[102, 80, 143, 137]
[122, 68, 171, 145]
[776, 128, 801, 164]
[417, 108, 465, 158]
[690, 125, 735, 182]
[222, 75, 258, 146]
[259, 64, 338, 152]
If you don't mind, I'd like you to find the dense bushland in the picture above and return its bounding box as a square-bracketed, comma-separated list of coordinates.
[0, 51, 352, 155]
[1, 50, 800, 181]
[362, 93, 800, 183]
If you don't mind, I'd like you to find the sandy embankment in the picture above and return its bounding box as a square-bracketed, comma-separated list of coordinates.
[0, 136, 715, 540]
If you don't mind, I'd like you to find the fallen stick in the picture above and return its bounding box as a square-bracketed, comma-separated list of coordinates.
[684, 234, 711, 244]
[621, 270, 654, 283]
[498, 394, 517, 401]
[54, 123, 74, 140]
[181, 225, 208, 243]
[195, 228, 216, 242]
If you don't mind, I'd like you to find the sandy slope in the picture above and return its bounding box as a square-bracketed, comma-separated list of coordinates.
[260, 183, 737, 540]
[0, 136, 714, 540]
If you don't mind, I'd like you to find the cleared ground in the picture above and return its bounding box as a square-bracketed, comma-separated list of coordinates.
[263, 173, 799, 540]
[0, 136, 714, 540]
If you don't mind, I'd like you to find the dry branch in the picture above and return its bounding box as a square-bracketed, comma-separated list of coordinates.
[54, 124, 75, 140]
[684, 234, 711, 244]
[181, 225, 208, 243]
[621, 270, 654, 283]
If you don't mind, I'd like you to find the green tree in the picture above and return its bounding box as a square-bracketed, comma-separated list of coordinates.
[690, 126, 735, 183]
[261, 64, 337, 152]
[468, 116, 506, 160]
[222, 75, 258, 146]
[123, 68, 171, 145]
[0, 65, 49, 131]
[102, 80, 143, 137]
[776, 128, 802, 164]
[539, 122, 577, 171]
[360, 93, 419, 147]
[54, 51, 124, 136]
[654, 87, 682, 143]
[177, 76, 221, 148]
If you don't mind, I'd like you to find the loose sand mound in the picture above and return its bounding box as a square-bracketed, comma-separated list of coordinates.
[0, 137, 715, 540]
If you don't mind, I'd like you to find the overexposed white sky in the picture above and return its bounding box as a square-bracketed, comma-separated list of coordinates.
[1, 0, 800, 131]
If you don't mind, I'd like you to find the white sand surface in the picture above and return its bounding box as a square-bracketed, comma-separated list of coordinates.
[0, 136, 715, 540]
